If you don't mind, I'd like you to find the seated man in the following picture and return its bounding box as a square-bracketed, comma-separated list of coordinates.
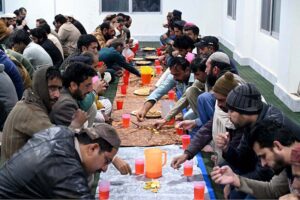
[136, 57, 193, 121]
[99, 39, 141, 81]
[154, 57, 206, 129]
[0, 124, 120, 199]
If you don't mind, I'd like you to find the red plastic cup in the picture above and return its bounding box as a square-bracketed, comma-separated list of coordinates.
[124, 70, 130, 77]
[135, 158, 144, 175]
[176, 127, 184, 135]
[123, 75, 129, 85]
[99, 180, 110, 200]
[182, 135, 191, 150]
[122, 114, 131, 128]
[168, 90, 176, 100]
[120, 85, 127, 95]
[154, 59, 160, 66]
[165, 118, 175, 125]
[156, 48, 162, 56]
[184, 160, 193, 177]
[194, 181, 205, 200]
[116, 99, 123, 110]
[155, 65, 162, 75]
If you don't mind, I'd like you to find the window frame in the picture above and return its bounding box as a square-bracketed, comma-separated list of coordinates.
[260, 0, 281, 39]
[227, 0, 237, 20]
[0, 0, 5, 13]
[100, 0, 161, 14]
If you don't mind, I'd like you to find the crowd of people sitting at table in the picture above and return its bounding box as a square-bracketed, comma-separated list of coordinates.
[0, 7, 300, 200]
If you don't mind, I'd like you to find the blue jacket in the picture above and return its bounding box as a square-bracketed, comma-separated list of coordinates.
[0, 50, 24, 99]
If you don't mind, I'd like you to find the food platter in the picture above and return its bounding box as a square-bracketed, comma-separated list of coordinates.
[142, 47, 156, 51]
[135, 60, 152, 65]
[145, 55, 159, 60]
[133, 87, 151, 96]
[132, 57, 144, 61]
[131, 110, 162, 118]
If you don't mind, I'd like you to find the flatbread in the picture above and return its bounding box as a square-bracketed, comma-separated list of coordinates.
[134, 88, 150, 96]
[145, 56, 159, 60]
[132, 57, 144, 61]
[135, 60, 152, 65]
[131, 110, 161, 118]
[142, 47, 156, 51]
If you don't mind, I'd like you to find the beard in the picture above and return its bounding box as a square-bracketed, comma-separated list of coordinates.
[206, 73, 217, 88]
[72, 88, 84, 101]
[272, 156, 286, 175]
[104, 34, 112, 41]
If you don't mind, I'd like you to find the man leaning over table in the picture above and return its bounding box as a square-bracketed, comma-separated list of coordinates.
[0, 124, 120, 199]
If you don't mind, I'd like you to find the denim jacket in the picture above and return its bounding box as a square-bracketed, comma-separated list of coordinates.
[146, 73, 195, 103]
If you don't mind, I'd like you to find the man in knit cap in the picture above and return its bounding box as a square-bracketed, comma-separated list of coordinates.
[211, 119, 300, 199]
[178, 52, 243, 131]
[213, 83, 300, 198]
[171, 72, 240, 168]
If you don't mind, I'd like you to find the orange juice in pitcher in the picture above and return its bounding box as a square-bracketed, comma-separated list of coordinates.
[144, 148, 167, 178]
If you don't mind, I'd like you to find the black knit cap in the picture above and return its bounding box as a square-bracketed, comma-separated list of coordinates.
[226, 83, 263, 115]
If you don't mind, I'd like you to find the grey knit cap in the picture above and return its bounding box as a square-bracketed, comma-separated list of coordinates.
[226, 83, 263, 115]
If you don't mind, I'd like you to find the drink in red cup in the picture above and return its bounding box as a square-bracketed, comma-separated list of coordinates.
[194, 181, 205, 200]
[156, 48, 162, 56]
[184, 160, 193, 177]
[168, 90, 175, 100]
[155, 65, 162, 75]
[165, 117, 175, 125]
[135, 158, 144, 175]
[99, 180, 110, 200]
[123, 75, 129, 85]
[181, 135, 191, 150]
[120, 85, 127, 95]
[116, 99, 123, 110]
[176, 127, 184, 135]
[122, 114, 131, 128]
[154, 59, 160, 66]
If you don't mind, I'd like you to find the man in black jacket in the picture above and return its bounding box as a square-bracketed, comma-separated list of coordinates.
[0, 124, 120, 198]
[215, 83, 300, 198]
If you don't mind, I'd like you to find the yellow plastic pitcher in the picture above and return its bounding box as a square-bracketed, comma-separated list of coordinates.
[144, 148, 167, 178]
[140, 66, 153, 85]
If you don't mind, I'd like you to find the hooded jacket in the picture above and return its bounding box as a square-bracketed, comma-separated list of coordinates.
[0, 126, 93, 199]
[58, 22, 81, 57]
[1, 66, 53, 162]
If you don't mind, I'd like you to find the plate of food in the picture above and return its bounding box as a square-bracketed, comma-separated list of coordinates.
[132, 57, 144, 61]
[145, 55, 159, 60]
[134, 87, 151, 96]
[142, 47, 156, 51]
[135, 60, 152, 65]
[131, 110, 162, 119]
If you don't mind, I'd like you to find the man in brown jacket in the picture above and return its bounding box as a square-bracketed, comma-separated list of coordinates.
[93, 21, 115, 48]
[1, 66, 86, 163]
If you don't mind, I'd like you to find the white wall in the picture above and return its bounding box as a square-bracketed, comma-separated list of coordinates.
[219, 0, 300, 111]
[4, 0, 300, 111]
[4, 0, 221, 40]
